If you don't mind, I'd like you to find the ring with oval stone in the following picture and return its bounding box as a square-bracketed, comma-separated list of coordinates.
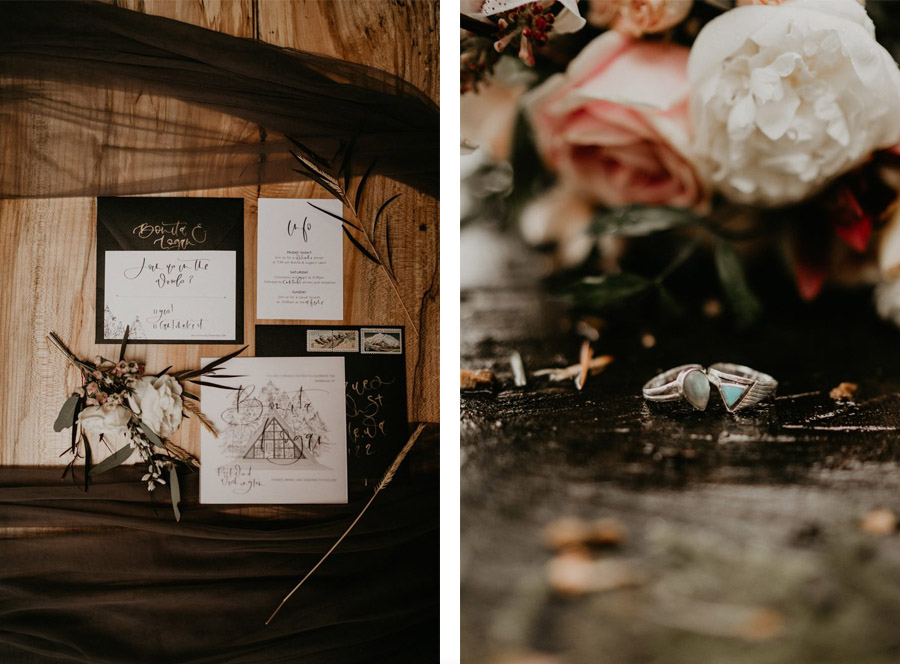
[642, 364, 712, 411]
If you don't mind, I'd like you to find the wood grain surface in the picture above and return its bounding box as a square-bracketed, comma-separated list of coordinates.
[0, 0, 439, 466]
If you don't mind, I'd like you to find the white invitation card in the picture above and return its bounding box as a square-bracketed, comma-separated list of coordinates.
[104, 251, 236, 341]
[257, 198, 344, 320]
[200, 356, 348, 504]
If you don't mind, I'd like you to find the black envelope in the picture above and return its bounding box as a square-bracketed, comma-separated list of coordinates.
[255, 324, 408, 488]
[96, 197, 244, 344]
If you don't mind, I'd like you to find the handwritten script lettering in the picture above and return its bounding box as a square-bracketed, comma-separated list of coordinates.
[123, 257, 211, 289]
[286, 216, 310, 243]
[345, 375, 396, 456]
[133, 221, 208, 250]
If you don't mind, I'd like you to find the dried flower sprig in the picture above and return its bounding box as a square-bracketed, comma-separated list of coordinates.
[265, 423, 426, 624]
[50, 327, 246, 521]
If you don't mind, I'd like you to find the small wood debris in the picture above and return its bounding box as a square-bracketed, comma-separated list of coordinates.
[829, 382, 858, 401]
[461, 369, 495, 390]
[860, 508, 897, 536]
[533, 356, 614, 382]
[640, 333, 656, 349]
[542, 516, 628, 550]
[574, 340, 593, 391]
[510, 351, 527, 387]
[546, 550, 643, 597]
[575, 316, 604, 341]
[590, 517, 629, 546]
[493, 651, 563, 664]
[703, 298, 723, 318]
[737, 608, 785, 642]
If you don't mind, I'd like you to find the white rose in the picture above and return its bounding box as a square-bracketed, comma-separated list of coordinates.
[78, 405, 132, 437]
[128, 375, 183, 439]
[689, 0, 900, 206]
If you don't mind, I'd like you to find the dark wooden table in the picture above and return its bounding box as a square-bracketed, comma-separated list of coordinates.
[461, 225, 900, 664]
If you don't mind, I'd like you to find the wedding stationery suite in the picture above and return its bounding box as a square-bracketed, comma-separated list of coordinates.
[255, 325, 408, 487]
[96, 197, 244, 344]
[199, 356, 348, 504]
[256, 198, 344, 320]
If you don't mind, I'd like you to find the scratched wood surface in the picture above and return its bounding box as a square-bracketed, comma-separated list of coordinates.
[461, 226, 900, 663]
[0, 0, 438, 466]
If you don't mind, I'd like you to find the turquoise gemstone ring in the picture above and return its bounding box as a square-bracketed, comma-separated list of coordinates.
[642, 364, 711, 411]
[707, 363, 777, 413]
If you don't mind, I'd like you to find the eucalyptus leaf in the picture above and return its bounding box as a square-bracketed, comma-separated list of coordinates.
[89, 444, 135, 475]
[714, 241, 762, 329]
[563, 273, 653, 311]
[169, 466, 181, 522]
[591, 206, 701, 237]
[53, 396, 81, 433]
[657, 285, 684, 320]
[140, 422, 164, 448]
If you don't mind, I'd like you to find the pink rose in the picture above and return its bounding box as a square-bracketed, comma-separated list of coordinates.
[526, 31, 706, 209]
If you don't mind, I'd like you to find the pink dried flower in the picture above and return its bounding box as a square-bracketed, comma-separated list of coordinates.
[86, 382, 99, 396]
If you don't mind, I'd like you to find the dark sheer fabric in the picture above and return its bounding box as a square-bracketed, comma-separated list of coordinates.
[0, 432, 438, 663]
[0, 1, 439, 199]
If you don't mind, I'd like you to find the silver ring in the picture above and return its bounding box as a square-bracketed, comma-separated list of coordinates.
[707, 363, 777, 412]
[642, 364, 711, 411]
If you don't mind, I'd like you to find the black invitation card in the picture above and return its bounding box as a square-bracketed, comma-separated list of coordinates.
[96, 197, 244, 344]
[255, 324, 409, 486]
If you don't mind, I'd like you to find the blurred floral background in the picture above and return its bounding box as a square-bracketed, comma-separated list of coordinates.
[461, 0, 900, 330]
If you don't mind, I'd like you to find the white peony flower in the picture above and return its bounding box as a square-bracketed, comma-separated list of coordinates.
[875, 278, 900, 327]
[689, 0, 900, 206]
[875, 204, 900, 327]
[128, 374, 184, 439]
[78, 405, 132, 437]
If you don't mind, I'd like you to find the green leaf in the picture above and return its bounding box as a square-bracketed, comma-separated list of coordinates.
[169, 466, 181, 522]
[186, 380, 242, 390]
[563, 273, 653, 311]
[506, 112, 552, 221]
[53, 396, 81, 432]
[177, 346, 248, 381]
[354, 157, 378, 212]
[82, 432, 91, 491]
[89, 444, 135, 475]
[714, 241, 762, 329]
[591, 206, 701, 237]
[657, 285, 684, 320]
[140, 422, 165, 448]
[307, 202, 362, 232]
[372, 193, 402, 239]
[342, 226, 380, 265]
[119, 325, 130, 361]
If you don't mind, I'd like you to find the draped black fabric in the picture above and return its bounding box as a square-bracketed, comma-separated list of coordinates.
[0, 1, 439, 199]
[0, 432, 439, 663]
[0, 4, 439, 660]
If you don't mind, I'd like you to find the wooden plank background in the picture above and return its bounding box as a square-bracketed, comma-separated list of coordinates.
[0, 0, 439, 466]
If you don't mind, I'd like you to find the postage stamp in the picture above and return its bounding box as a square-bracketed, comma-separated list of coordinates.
[306, 329, 359, 352]
[360, 328, 403, 354]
